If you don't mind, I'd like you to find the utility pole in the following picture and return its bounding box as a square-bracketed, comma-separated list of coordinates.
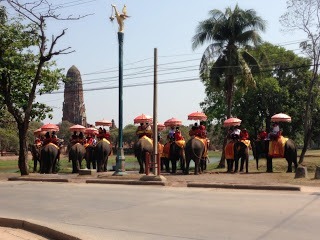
[152, 48, 158, 175]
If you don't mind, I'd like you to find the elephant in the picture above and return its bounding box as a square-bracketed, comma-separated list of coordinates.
[95, 140, 111, 172]
[40, 143, 59, 174]
[134, 137, 153, 174]
[184, 137, 206, 175]
[233, 140, 250, 173]
[160, 142, 171, 173]
[69, 143, 86, 173]
[253, 138, 298, 172]
[30, 144, 41, 173]
[169, 141, 186, 173]
[85, 145, 96, 169]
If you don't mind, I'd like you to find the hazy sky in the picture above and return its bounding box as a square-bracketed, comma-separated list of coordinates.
[8, 0, 306, 127]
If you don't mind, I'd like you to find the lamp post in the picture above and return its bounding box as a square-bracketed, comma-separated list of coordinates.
[110, 4, 129, 175]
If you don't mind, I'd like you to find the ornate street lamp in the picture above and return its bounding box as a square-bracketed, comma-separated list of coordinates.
[110, 4, 129, 175]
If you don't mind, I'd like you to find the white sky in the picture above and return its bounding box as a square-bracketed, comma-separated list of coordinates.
[7, 0, 307, 127]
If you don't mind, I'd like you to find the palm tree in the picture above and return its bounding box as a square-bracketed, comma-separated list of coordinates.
[192, 4, 266, 168]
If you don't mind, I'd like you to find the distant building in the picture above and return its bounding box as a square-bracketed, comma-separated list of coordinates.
[62, 65, 87, 126]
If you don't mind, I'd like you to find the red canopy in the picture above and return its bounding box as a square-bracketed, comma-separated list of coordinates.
[223, 117, 242, 127]
[271, 113, 291, 122]
[84, 127, 99, 135]
[95, 119, 112, 127]
[41, 123, 59, 132]
[164, 117, 182, 127]
[187, 111, 207, 121]
[134, 114, 153, 124]
[69, 124, 86, 132]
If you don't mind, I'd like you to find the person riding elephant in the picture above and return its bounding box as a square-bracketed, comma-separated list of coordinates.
[134, 136, 153, 174]
[40, 143, 59, 174]
[69, 143, 86, 173]
[95, 138, 112, 172]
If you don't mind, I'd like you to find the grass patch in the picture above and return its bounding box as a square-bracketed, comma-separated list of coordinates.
[1, 150, 320, 174]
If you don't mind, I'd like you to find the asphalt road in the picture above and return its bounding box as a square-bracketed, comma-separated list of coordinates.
[0, 181, 320, 240]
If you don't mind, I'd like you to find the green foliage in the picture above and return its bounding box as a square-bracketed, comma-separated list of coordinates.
[0, 128, 19, 153]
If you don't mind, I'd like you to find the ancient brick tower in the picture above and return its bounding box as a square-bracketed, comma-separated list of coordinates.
[62, 65, 87, 126]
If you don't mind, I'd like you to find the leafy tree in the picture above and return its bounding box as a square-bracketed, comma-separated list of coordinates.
[280, 0, 320, 163]
[192, 4, 266, 167]
[0, 1, 84, 175]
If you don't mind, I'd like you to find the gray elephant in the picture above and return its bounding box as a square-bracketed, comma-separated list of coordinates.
[253, 139, 298, 172]
[185, 137, 206, 175]
[134, 137, 153, 174]
[40, 143, 59, 174]
[69, 143, 86, 173]
[233, 140, 250, 173]
[30, 144, 41, 173]
[95, 140, 111, 172]
[169, 141, 186, 173]
[85, 145, 96, 169]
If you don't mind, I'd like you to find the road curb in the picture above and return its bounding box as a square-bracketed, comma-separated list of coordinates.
[86, 179, 167, 186]
[187, 182, 301, 191]
[8, 177, 68, 183]
[0, 217, 81, 240]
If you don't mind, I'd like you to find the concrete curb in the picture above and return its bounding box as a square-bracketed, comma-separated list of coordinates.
[86, 179, 167, 186]
[8, 177, 68, 183]
[187, 182, 301, 191]
[0, 217, 81, 240]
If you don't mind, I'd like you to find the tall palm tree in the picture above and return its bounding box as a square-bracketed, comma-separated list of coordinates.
[192, 4, 266, 168]
[193, 4, 265, 118]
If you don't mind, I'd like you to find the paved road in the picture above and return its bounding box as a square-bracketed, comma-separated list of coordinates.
[0, 181, 320, 240]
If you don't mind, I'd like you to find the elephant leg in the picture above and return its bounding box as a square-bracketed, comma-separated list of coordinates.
[234, 158, 239, 173]
[286, 159, 293, 173]
[240, 157, 244, 172]
[256, 157, 259, 170]
[165, 158, 170, 173]
[33, 159, 37, 173]
[104, 158, 108, 172]
[194, 159, 199, 175]
[72, 160, 78, 173]
[138, 155, 144, 174]
[266, 156, 273, 172]
[226, 159, 233, 173]
[171, 160, 177, 174]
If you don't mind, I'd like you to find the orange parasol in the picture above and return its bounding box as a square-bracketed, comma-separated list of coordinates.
[69, 124, 86, 132]
[187, 111, 207, 121]
[164, 117, 182, 127]
[134, 113, 153, 124]
[157, 123, 166, 131]
[41, 123, 59, 132]
[223, 117, 242, 127]
[95, 119, 112, 127]
[271, 113, 291, 122]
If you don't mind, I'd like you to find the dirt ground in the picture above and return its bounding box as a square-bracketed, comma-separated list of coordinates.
[1, 154, 320, 188]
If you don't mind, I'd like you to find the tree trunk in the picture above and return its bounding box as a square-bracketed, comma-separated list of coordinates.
[217, 75, 234, 169]
[18, 125, 29, 175]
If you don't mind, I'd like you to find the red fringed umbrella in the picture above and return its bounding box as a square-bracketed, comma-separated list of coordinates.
[134, 113, 153, 124]
[95, 119, 112, 127]
[187, 111, 207, 121]
[164, 117, 182, 127]
[41, 123, 59, 132]
[271, 113, 292, 122]
[84, 127, 99, 135]
[157, 123, 166, 131]
[33, 128, 45, 136]
[223, 117, 242, 127]
[69, 124, 86, 132]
